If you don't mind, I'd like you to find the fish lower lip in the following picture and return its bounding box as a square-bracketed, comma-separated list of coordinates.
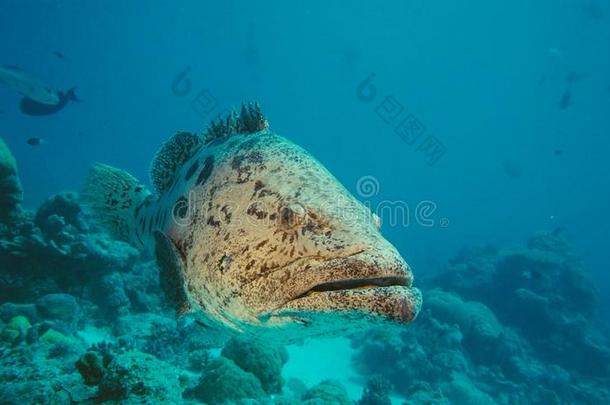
[294, 276, 409, 299]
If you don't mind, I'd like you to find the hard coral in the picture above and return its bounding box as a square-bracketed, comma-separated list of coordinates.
[221, 336, 288, 394]
[185, 356, 265, 404]
[0, 138, 23, 222]
[98, 351, 182, 402]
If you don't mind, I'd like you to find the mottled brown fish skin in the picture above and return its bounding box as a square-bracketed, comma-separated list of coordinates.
[160, 128, 421, 340]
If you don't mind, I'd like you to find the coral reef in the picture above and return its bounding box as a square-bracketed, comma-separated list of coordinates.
[0, 138, 23, 222]
[98, 351, 183, 403]
[222, 335, 289, 394]
[1, 145, 609, 404]
[357, 375, 393, 405]
[301, 380, 352, 405]
[0, 191, 139, 303]
[352, 232, 610, 404]
[185, 356, 265, 404]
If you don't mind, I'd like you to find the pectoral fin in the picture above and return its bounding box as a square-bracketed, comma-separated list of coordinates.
[153, 230, 190, 315]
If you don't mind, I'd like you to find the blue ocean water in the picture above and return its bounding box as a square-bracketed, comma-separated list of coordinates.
[1, 1, 609, 403]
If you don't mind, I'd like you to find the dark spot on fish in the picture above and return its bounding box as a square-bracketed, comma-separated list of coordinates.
[196, 156, 215, 185]
[246, 202, 267, 219]
[221, 205, 232, 223]
[255, 239, 268, 249]
[231, 155, 245, 170]
[246, 151, 264, 165]
[185, 159, 199, 180]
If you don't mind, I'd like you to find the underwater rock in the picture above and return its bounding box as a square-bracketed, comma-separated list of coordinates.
[75, 351, 104, 386]
[357, 375, 393, 405]
[425, 289, 505, 364]
[98, 272, 131, 317]
[1, 315, 31, 344]
[185, 356, 265, 404]
[35, 192, 88, 234]
[187, 348, 211, 371]
[35, 293, 81, 334]
[39, 328, 68, 345]
[301, 380, 352, 405]
[353, 232, 610, 403]
[440, 373, 494, 405]
[221, 336, 289, 394]
[0, 192, 139, 303]
[0, 331, 92, 404]
[121, 261, 163, 313]
[0, 138, 23, 222]
[98, 351, 182, 402]
[0, 302, 39, 323]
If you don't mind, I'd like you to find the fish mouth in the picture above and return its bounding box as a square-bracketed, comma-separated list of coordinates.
[266, 250, 422, 325]
[293, 275, 410, 300]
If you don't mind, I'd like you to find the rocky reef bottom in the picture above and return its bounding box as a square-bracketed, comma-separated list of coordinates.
[1, 191, 609, 404]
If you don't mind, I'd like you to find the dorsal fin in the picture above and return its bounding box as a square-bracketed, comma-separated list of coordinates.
[150, 131, 202, 194]
[203, 101, 268, 145]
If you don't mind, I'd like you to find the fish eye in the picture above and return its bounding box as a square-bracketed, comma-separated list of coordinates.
[279, 203, 306, 228]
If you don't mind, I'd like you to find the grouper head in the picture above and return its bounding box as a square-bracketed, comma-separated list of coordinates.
[174, 127, 421, 339]
[83, 104, 422, 342]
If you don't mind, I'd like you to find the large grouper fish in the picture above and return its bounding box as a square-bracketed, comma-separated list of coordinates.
[83, 103, 421, 342]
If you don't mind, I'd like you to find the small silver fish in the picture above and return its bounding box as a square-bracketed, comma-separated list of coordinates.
[83, 103, 421, 342]
[0, 65, 60, 105]
[26, 137, 46, 146]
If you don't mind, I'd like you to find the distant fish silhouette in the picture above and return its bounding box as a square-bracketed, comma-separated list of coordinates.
[20, 87, 80, 116]
[26, 137, 46, 146]
[0, 64, 61, 105]
[559, 88, 572, 110]
[554, 149, 564, 156]
[53, 51, 65, 60]
[0, 109, 4, 114]
[503, 161, 522, 179]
